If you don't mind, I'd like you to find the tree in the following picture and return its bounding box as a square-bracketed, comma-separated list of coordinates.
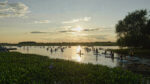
[115, 9, 150, 48]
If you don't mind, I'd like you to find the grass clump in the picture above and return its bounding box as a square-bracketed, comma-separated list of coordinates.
[0, 52, 142, 84]
[110, 49, 150, 56]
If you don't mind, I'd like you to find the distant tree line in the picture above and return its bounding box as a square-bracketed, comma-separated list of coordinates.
[18, 41, 37, 45]
[0, 42, 117, 46]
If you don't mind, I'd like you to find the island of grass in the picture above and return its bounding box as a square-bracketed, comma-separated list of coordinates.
[109, 48, 150, 57]
[0, 52, 142, 84]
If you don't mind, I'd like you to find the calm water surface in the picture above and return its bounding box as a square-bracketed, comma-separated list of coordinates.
[6, 46, 150, 68]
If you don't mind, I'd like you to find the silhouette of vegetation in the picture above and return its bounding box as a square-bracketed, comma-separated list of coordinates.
[18, 41, 37, 45]
[116, 9, 150, 48]
[0, 42, 117, 46]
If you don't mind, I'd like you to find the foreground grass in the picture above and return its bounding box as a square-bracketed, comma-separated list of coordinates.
[0, 52, 142, 84]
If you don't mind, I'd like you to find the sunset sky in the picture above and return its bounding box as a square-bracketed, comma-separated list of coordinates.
[0, 0, 150, 43]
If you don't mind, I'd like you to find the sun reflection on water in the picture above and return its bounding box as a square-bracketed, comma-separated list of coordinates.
[73, 46, 82, 62]
[76, 55, 81, 62]
[76, 46, 81, 53]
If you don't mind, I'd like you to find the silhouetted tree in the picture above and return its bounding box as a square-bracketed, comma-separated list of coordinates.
[116, 9, 150, 48]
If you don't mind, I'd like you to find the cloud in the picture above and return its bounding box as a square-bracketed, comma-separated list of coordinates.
[30, 31, 58, 34]
[99, 27, 115, 32]
[30, 31, 49, 34]
[83, 28, 100, 31]
[62, 17, 91, 24]
[30, 27, 100, 35]
[34, 20, 51, 24]
[59, 30, 74, 33]
[0, 1, 29, 18]
[58, 28, 100, 33]
[82, 34, 109, 41]
[93, 35, 108, 40]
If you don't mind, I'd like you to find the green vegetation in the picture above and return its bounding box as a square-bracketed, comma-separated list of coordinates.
[116, 9, 150, 48]
[110, 48, 150, 56]
[0, 52, 142, 84]
[0, 42, 117, 46]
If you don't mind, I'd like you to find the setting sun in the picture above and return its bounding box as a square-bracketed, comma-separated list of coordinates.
[72, 26, 83, 32]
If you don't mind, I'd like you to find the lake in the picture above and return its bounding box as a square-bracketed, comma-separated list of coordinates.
[5, 46, 150, 68]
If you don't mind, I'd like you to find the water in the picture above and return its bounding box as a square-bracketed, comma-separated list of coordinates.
[5, 45, 150, 68]
[4, 45, 150, 83]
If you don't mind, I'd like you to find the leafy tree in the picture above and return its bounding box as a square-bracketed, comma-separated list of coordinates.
[116, 10, 150, 48]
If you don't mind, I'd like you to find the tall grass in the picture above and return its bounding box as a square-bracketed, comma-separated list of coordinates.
[0, 52, 142, 84]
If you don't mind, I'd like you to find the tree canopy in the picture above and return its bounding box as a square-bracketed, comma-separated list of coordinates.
[115, 9, 150, 48]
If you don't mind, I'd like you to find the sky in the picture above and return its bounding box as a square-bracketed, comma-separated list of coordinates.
[0, 0, 150, 43]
